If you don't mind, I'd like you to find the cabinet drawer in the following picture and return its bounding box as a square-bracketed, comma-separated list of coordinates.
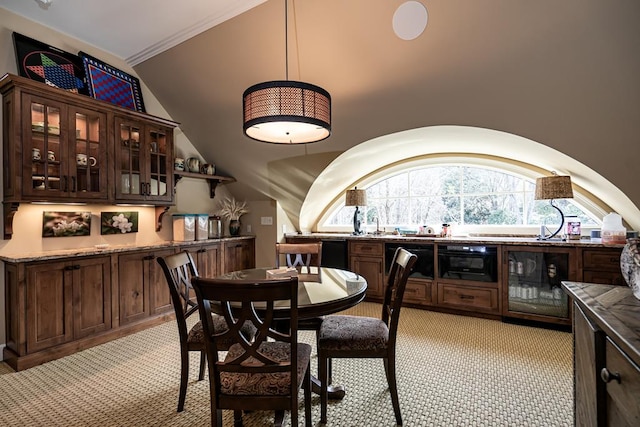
[583, 249, 622, 272]
[349, 241, 383, 256]
[583, 270, 625, 286]
[403, 280, 433, 305]
[437, 283, 498, 312]
[604, 338, 640, 425]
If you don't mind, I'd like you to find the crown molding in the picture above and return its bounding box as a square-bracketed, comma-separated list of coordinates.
[127, 0, 266, 66]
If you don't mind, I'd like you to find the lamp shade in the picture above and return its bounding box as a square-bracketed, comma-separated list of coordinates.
[535, 175, 574, 200]
[345, 188, 367, 207]
[243, 80, 331, 144]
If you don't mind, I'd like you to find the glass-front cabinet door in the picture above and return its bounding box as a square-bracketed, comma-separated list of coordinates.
[24, 94, 107, 200]
[115, 118, 142, 200]
[146, 125, 171, 201]
[503, 246, 576, 325]
[70, 107, 107, 198]
[24, 96, 64, 198]
[115, 116, 173, 203]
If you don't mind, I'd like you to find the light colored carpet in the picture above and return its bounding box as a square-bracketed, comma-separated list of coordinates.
[0, 303, 573, 426]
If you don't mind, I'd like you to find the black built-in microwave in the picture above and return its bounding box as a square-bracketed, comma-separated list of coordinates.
[438, 245, 498, 282]
[385, 243, 434, 279]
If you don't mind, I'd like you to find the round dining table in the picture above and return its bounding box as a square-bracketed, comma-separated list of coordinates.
[214, 266, 368, 399]
[215, 266, 368, 320]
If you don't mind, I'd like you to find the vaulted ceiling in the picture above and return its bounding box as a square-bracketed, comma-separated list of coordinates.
[3, 0, 639, 214]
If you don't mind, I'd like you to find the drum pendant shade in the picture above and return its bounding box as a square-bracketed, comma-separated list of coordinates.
[242, 0, 331, 144]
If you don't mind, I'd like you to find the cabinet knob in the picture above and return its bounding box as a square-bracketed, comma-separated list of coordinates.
[600, 368, 621, 384]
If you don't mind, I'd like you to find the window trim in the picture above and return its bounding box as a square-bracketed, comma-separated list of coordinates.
[316, 154, 610, 235]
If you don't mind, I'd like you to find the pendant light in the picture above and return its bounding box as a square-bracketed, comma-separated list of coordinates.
[243, 0, 331, 144]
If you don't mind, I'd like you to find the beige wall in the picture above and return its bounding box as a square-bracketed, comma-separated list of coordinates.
[0, 11, 271, 350]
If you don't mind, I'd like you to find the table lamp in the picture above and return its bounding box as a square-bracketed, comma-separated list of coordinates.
[535, 174, 574, 240]
[345, 187, 367, 235]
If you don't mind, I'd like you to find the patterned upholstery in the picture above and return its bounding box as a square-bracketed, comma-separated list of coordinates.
[220, 342, 312, 395]
[187, 316, 256, 350]
[319, 315, 389, 352]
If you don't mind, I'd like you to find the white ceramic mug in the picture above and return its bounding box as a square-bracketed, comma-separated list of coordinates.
[47, 150, 55, 161]
[174, 157, 185, 171]
[200, 163, 215, 175]
[76, 153, 97, 166]
[32, 147, 41, 160]
[186, 157, 200, 173]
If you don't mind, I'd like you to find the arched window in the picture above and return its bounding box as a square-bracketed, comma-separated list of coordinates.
[319, 162, 602, 235]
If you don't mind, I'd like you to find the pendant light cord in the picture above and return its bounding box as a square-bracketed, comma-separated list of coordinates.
[284, 0, 289, 81]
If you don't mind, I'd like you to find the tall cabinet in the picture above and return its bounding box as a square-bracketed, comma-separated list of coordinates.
[1, 73, 177, 238]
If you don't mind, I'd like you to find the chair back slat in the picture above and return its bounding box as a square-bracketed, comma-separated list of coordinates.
[276, 242, 323, 269]
[157, 251, 200, 340]
[382, 247, 418, 343]
[192, 276, 299, 378]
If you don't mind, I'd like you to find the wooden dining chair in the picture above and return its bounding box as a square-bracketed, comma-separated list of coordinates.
[192, 275, 312, 427]
[275, 242, 323, 271]
[157, 251, 255, 413]
[317, 247, 417, 425]
[276, 242, 326, 370]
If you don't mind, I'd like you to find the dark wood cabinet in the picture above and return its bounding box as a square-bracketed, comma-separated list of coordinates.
[2, 238, 255, 371]
[117, 248, 175, 325]
[4, 256, 111, 369]
[348, 241, 384, 298]
[114, 116, 173, 203]
[190, 242, 222, 278]
[564, 282, 640, 427]
[580, 247, 625, 286]
[0, 73, 178, 238]
[14, 92, 109, 202]
[222, 239, 256, 273]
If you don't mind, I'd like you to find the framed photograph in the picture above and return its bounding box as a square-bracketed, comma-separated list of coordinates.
[42, 211, 92, 237]
[12, 32, 88, 95]
[101, 211, 139, 235]
[79, 51, 145, 112]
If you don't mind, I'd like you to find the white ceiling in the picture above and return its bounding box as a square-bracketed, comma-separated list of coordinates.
[0, 0, 266, 65]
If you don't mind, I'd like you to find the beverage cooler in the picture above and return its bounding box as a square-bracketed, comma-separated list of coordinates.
[504, 247, 572, 323]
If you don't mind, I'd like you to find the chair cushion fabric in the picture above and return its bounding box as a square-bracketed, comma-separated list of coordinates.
[220, 342, 312, 396]
[187, 315, 256, 350]
[319, 315, 389, 352]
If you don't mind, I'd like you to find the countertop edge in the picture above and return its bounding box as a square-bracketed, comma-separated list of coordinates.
[0, 235, 255, 263]
[286, 233, 624, 248]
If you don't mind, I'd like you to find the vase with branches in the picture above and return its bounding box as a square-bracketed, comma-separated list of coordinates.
[216, 196, 249, 236]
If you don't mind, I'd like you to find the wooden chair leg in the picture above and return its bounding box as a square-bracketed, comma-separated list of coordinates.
[177, 346, 189, 412]
[319, 351, 329, 424]
[304, 362, 312, 427]
[198, 351, 206, 381]
[385, 357, 402, 426]
[233, 410, 243, 427]
[274, 410, 285, 427]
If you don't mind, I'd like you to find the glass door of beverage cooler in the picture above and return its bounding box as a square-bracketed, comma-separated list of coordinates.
[505, 248, 572, 321]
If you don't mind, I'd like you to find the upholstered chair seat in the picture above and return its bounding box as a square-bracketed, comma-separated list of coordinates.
[220, 342, 312, 395]
[319, 315, 389, 352]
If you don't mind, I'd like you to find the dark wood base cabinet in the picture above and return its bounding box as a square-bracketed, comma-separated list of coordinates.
[2, 237, 254, 371]
[563, 282, 640, 426]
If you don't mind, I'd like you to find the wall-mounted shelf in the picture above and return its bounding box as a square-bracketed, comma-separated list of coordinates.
[174, 171, 235, 198]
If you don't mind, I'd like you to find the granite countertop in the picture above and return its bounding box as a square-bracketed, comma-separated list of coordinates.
[562, 281, 640, 366]
[287, 232, 623, 248]
[0, 235, 255, 263]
